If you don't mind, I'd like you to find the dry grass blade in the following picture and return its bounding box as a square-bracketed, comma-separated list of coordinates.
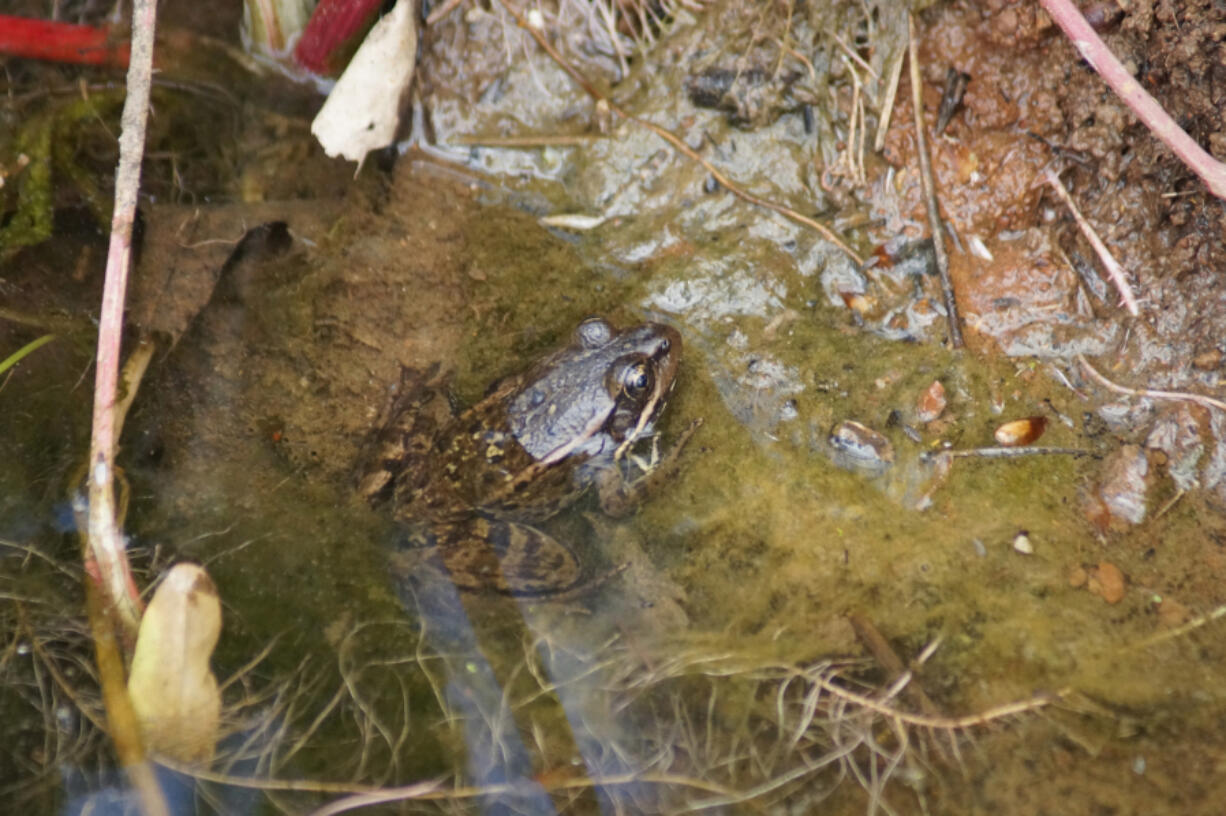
[1078, 355, 1226, 414]
[1045, 169, 1139, 316]
[907, 13, 963, 349]
[1125, 602, 1226, 650]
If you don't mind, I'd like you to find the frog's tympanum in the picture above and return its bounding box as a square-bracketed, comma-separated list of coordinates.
[360, 317, 694, 597]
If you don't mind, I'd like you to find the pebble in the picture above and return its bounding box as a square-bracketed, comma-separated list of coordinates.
[1156, 596, 1191, 627]
[916, 380, 947, 423]
[1012, 531, 1033, 554]
[1093, 445, 1151, 527]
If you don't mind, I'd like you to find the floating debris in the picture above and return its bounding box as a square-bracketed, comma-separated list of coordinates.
[922, 445, 1091, 462]
[539, 213, 607, 231]
[1086, 444, 1151, 528]
[839, 290, 878, 318]
[828, 420, 894, 476]
[1192, 348, 1221, 370]
[1012, 531, 1034, 555]
[994, 416, 1047, 447]
[915, 379, 946, 423]
[935, 67, 971, 134]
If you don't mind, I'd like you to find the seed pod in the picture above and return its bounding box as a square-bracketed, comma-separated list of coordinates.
[994, 416, 1047, 447]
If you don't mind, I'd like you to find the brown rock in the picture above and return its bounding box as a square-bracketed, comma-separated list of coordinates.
[1095, 445, 1151, 527]
[1068, 565, 1088, 588]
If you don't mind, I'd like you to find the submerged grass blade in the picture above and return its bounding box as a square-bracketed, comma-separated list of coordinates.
[0, 333, 56, 376]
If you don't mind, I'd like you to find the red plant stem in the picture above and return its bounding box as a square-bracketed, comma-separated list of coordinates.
[84, 5, 171, 811]
[293, 0, 384, 75]
[0, 15, 129, 67]
[87, 0, 157, 637]
[1039, 0, 1226, 201]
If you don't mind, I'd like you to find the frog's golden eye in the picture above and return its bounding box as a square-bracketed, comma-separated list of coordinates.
[621, 362, 653, 398]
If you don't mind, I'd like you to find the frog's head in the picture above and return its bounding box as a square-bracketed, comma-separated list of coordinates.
[509, 317, 682, 465]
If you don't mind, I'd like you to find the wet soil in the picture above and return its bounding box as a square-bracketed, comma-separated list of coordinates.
[4, 0, 1226, 814]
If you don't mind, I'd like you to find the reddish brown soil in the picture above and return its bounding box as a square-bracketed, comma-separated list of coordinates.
[873, 1, 1226, 516]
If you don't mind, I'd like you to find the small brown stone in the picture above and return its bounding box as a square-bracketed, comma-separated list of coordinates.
[916, 380, 947, 424]
[1095, 445, 1151, 527]
[1087, 561, 1126, 604]
[1192, 349, 1221, 370]
[1068, 565, 1088, 588]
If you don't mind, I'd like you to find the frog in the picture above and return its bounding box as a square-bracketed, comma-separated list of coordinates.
[359, 317, 697, 598]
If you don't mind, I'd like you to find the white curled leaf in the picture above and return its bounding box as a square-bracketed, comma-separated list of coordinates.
[310, 0, 418, 165]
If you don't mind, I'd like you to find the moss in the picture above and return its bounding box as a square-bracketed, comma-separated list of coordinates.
[0, 92, 122, 262]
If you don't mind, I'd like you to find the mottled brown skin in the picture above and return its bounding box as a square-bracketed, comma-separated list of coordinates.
[363, 318, 695, 596]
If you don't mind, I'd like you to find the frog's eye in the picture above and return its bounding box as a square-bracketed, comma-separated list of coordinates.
[577, 317, 614, 349]
[621, 362, 653, 398]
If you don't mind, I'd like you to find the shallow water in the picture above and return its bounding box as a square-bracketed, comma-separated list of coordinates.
[5, 0, 1226, 813]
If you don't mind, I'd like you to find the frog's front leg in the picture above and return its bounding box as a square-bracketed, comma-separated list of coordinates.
[357, 364, 451, 503]
[597, 418, 702, 518]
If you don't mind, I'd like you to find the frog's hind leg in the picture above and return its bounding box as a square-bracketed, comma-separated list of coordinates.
[395, 518, 623, 599]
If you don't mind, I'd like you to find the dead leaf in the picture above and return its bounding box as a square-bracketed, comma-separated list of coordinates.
[127, 563, 222, 764]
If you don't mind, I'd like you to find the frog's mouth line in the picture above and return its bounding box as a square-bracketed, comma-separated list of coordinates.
[537, 413, 608, 466]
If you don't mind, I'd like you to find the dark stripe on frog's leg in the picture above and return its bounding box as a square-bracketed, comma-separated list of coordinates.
[393, 518, 622, 598]
[443, 518, 582, 595]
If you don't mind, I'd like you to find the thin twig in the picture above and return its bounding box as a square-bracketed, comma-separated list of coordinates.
[923, 446, 1094, 461]
[1045, 169, 1139, 316]
[874, 49, 905, 152]
[1039, 0, 1226, 200]
[847, 614, 942, 718]
[491, 0, 863, 265]
[453, 133, 602, 147]
[829, 31, 879, 81]
[1126, 602, 1226, 651]
[425, 0, 464, 26]
[1077, 355, 1226, 414]
[814, 674, 1066, 730]
[908, 13, 963, 348]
